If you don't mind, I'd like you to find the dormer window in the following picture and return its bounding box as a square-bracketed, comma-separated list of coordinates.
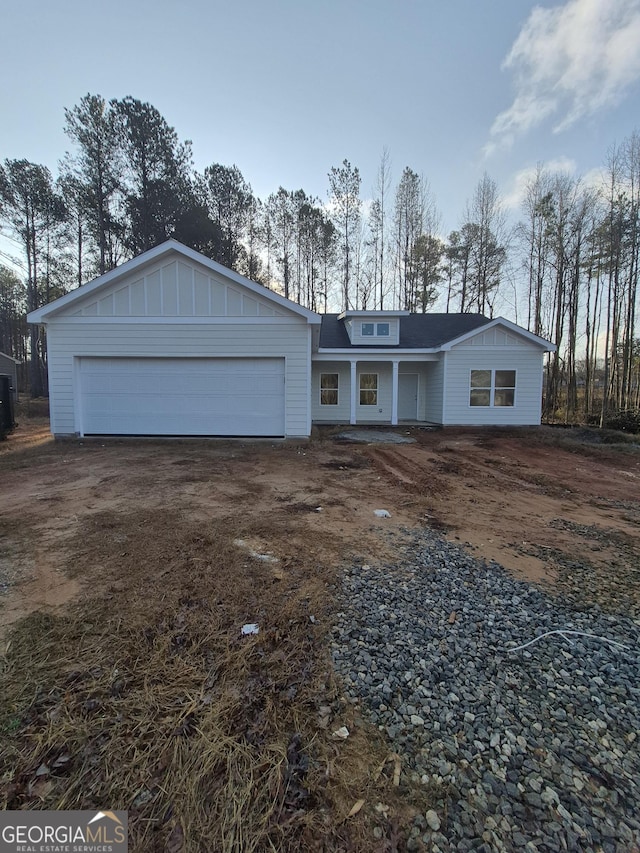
[361, 321, 390, 337]
[340, 311, 404, 345]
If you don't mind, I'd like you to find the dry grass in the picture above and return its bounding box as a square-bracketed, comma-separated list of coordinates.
[0, 507, 427, 852]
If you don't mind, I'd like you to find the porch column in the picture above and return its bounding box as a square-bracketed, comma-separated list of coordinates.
[350, 360, 357, 425]
[391, 360, 399, 425]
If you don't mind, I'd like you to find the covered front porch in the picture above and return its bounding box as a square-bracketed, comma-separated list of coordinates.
[311, 354, 442, 426]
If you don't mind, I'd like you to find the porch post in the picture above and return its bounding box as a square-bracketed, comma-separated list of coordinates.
[391, 360, 399, 425]
[350, 360, 357, 425]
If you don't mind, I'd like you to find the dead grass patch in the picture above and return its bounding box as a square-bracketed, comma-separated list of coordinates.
[0, 509, 428, 851]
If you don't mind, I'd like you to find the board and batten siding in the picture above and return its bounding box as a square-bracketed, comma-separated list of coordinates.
[442, 338, 545, 425]
[46, 321, 312, 438]
[68, 258, 286, 320]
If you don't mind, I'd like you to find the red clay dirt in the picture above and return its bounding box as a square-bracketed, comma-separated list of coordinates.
[1, 420, 639, 638]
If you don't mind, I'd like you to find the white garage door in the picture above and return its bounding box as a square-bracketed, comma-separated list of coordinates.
[79, 357, 286, 436]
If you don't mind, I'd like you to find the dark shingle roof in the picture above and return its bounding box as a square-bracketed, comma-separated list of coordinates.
[319, 313, 492, 349]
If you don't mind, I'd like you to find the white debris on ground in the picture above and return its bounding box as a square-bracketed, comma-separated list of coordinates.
[233, 539, 279, 563]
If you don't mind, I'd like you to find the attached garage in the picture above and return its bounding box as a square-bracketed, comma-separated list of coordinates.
[78, 357, 285, 436]
[28, 241, 320, 439]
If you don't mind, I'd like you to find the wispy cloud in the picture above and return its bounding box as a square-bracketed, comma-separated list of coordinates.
[502, 157, 577, 210]
[487, 0, 640, 153]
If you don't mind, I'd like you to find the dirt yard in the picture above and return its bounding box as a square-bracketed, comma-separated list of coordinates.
[1, 414, 639, 850]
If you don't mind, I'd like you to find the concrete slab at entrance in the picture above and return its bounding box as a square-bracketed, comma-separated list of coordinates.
[333, 429, 417, 444]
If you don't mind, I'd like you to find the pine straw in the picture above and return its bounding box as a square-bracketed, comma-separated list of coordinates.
[0, 508, 430, 851]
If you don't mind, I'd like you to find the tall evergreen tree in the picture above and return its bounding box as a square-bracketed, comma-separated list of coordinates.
[265, 188, 296, 299]
[203, 164, 254, 270]
[0, 159, 66, 394]
[328, 160, 361, 310]
[461, 174, 507, 316]
[112, 96, 193, 253]
[64, 94, 123, 275]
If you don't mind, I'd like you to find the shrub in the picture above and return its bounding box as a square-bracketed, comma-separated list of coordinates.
[603, 409, 640, 433]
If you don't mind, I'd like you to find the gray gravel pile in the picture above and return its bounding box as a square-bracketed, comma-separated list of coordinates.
[331, 529, 640, 852]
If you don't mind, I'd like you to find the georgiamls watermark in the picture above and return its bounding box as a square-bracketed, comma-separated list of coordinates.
[0, 810, 127, 852]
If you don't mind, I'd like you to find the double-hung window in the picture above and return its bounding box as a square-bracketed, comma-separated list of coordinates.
[320, 373, 339, 405]
[359, 373, 378, 406]
[470, 370, 516, 407]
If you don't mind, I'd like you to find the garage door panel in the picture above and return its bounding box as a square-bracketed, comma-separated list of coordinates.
[79, 357, 285, 436]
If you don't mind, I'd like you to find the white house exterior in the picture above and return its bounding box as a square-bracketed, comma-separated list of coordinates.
[28, 241, 555, 438]
[27, 241, 320, 438]
[312, 312, 554, 427]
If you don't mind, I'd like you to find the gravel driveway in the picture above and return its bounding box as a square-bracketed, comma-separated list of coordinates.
[332, 528, 640, 852]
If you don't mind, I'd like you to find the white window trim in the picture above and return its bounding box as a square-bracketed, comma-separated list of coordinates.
[361, 322, 374, 336]
[469, 369, 517, 408]
[359, 372, 379, 406]
[376, 322, 390, 336]
[320, 372, 339, 406]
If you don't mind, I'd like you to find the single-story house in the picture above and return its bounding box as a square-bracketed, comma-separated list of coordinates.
[27, 240, 555, 439]
[0, 351, 19, 401]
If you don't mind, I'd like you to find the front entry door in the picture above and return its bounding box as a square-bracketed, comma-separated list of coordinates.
[398, 373, 418, 420]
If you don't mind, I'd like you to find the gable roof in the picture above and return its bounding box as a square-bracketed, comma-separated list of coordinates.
[28, 239, 321, 324]
[319, 313, 555, 351]
[440, 316, 556, 351]
[320, 313, 493, 349]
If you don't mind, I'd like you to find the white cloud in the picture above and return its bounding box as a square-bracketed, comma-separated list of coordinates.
[502, 157, 577, 211]
[581, 165, 609, 193]
[488, 0, 640, 151]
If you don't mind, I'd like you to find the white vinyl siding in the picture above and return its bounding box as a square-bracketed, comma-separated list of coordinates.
[312, 361, 434, 424]
[423, 358, 445, 423]
[46, 322, 311, 438]
[443, 346, 544, 425]
[311, 362, 351, 422]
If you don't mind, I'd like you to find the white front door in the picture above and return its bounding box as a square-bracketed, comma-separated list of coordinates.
[398, 373, 418, 420]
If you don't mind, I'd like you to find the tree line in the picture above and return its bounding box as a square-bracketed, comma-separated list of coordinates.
[0, 93, 638, 423]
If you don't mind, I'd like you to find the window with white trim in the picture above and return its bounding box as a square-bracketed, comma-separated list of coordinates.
[359, 373, 378, 405]
[470, 369, 516, 407]
[361, 321, 390, 338]
[320, 373, 339, 405]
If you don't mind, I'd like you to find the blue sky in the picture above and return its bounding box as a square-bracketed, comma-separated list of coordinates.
[2, 0, 640, 249]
